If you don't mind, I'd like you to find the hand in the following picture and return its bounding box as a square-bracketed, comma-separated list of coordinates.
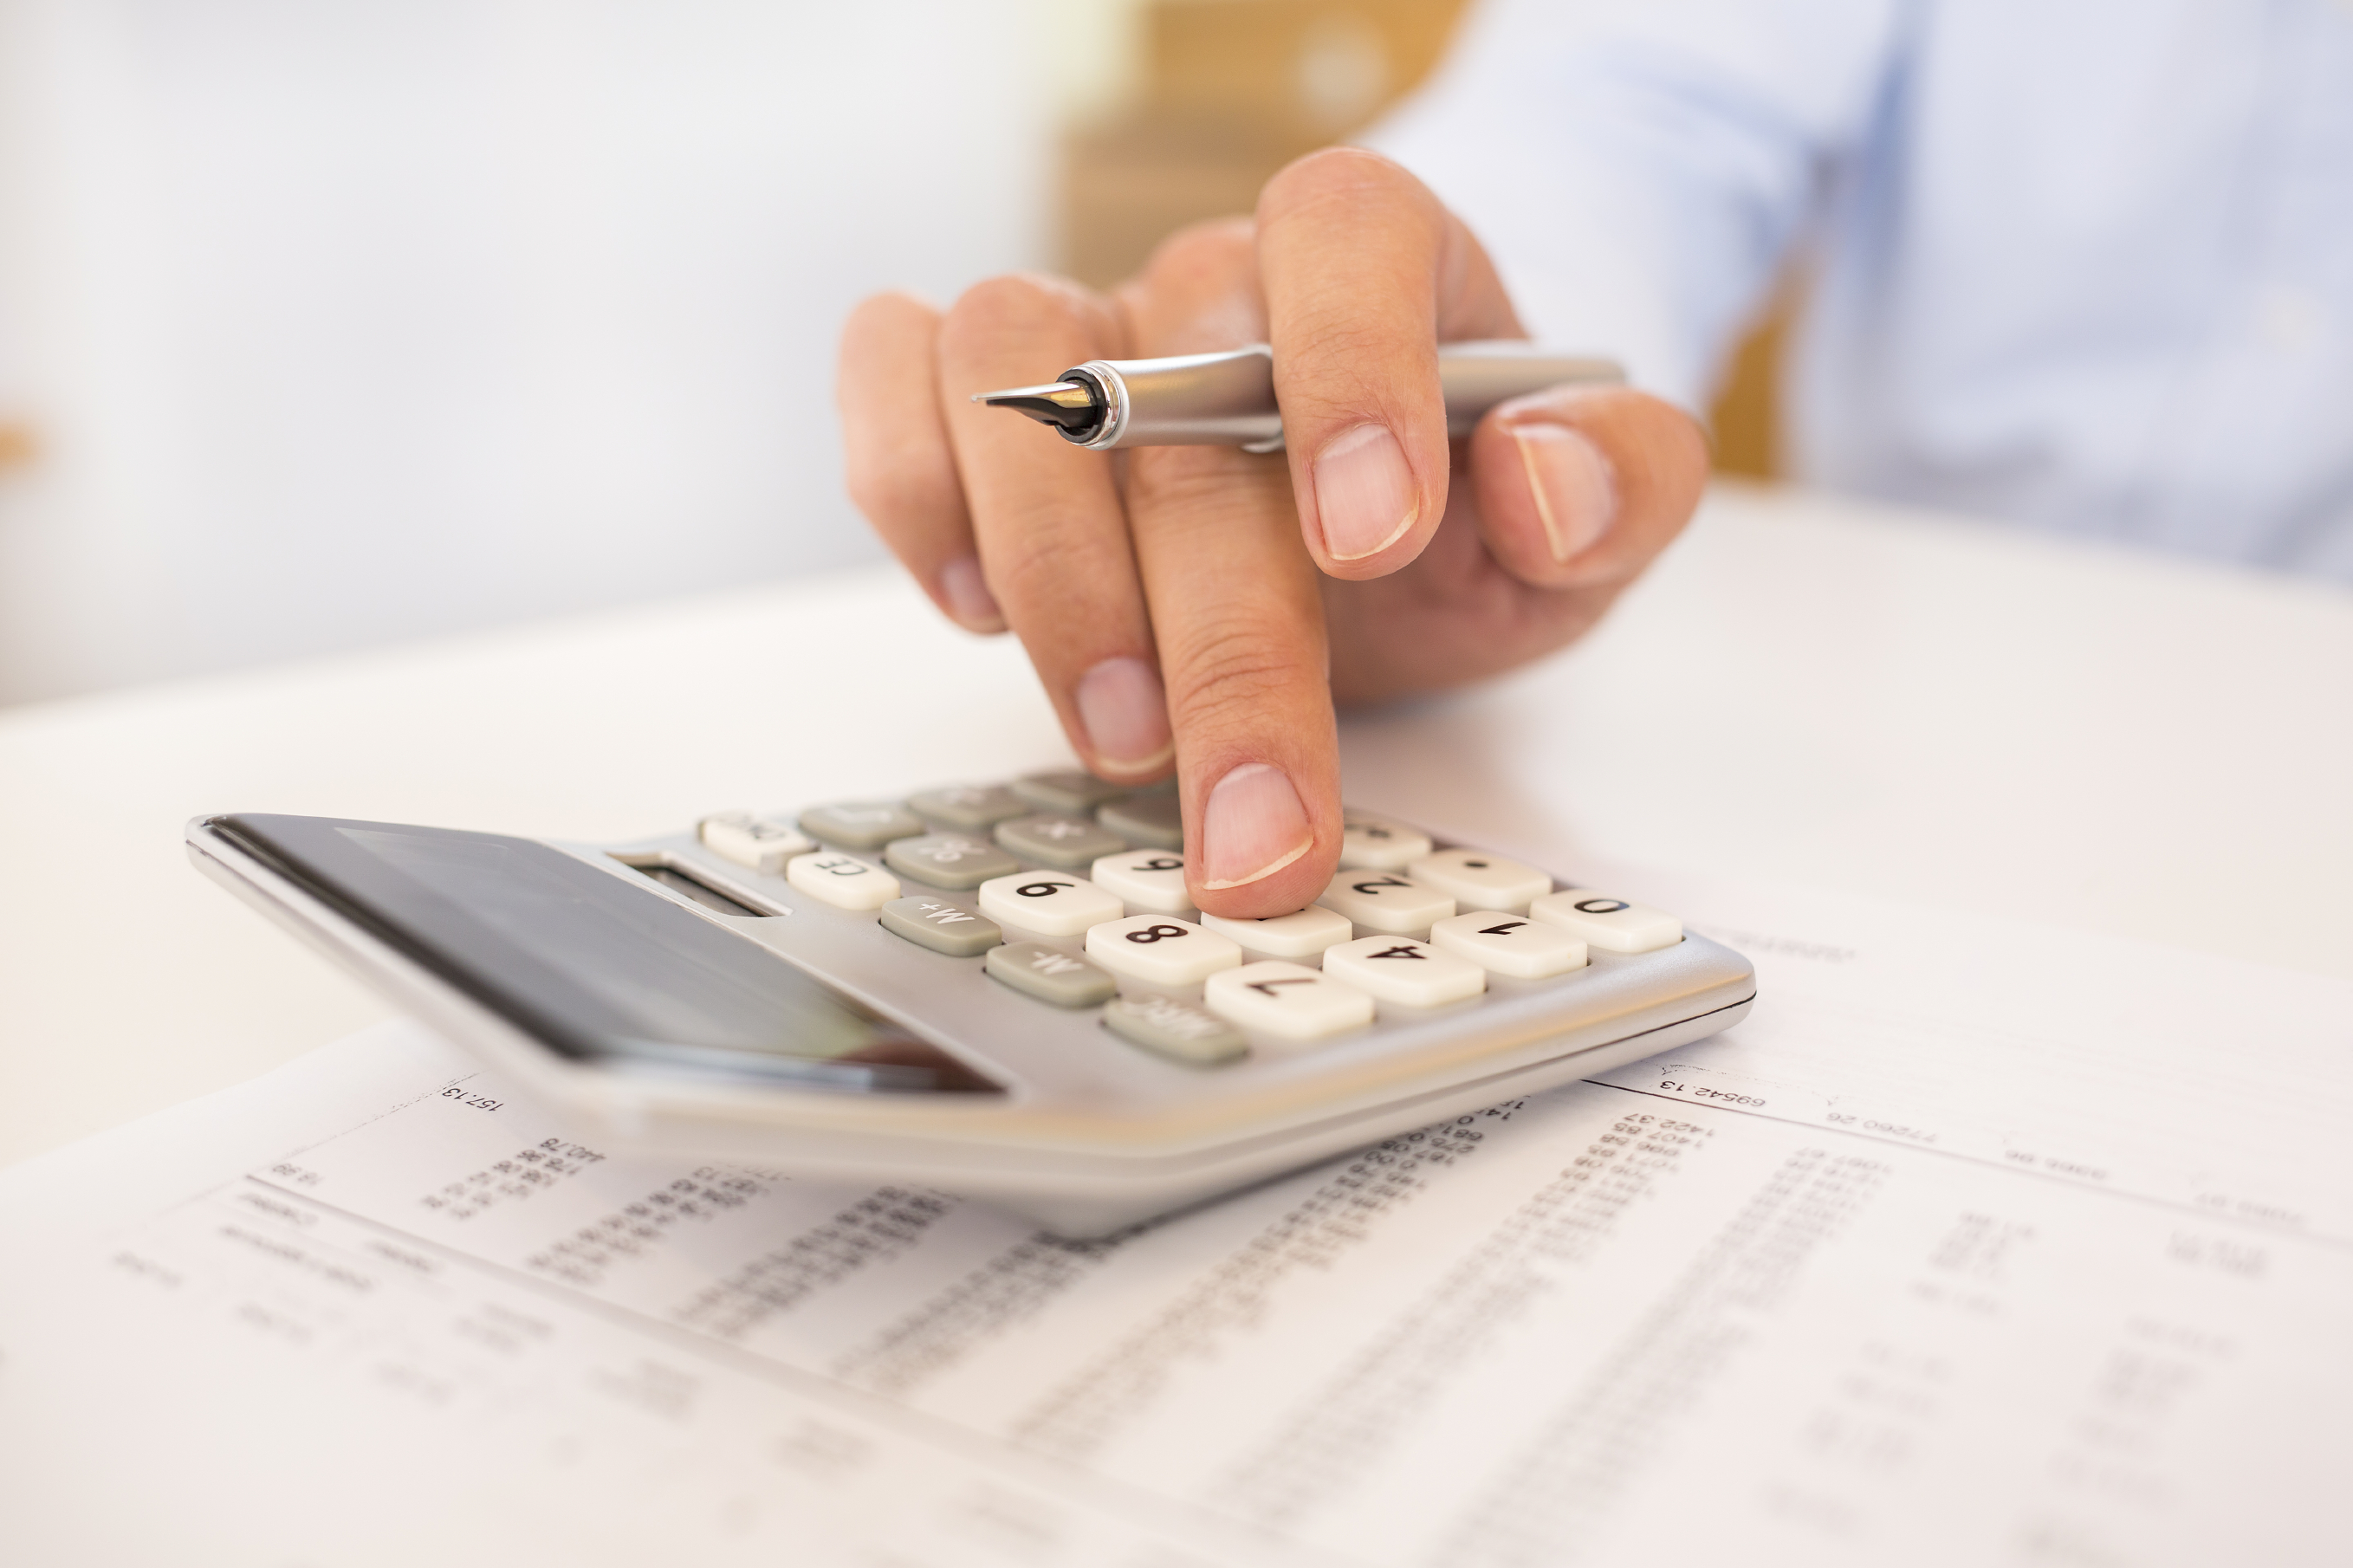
[837, 149, 1708, 919]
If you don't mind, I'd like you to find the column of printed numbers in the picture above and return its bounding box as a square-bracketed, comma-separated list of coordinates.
[526, 1167, 773, 1286]
[420, 1138, 606, 1220]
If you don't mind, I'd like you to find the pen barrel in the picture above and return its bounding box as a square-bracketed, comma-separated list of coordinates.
[1068, 347, 1282, 450]
[1066, 342, 1624, 452]
[1435, 343, 1624, 436]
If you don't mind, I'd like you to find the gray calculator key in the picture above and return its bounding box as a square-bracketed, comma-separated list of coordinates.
[984, 942, 1118, 1008]
[883, 833, 1021, 889]
[879, 895, 1002, 957]
[995, 813, 1130, 869]
[1097, 791, 1183, 850]
[906, 783, 1028, 831]
[1104, 995, 1248, 1066]
[799, 801, 926, 850]
[1011, 769, 1128, 814]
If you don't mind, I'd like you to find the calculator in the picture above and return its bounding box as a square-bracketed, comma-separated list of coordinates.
[187, 772, 1754, 1235]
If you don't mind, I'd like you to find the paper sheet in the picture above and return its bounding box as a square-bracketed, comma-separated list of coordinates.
[4, 870, 2350, 1567]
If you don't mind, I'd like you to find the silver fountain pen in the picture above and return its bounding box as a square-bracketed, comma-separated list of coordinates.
[974, 340, 1622, 454]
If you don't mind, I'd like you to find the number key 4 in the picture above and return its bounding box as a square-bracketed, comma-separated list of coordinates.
[1322, 935, 1486, 1006]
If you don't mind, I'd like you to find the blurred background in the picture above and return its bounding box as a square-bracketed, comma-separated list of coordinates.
[0, 0, 1779, 709]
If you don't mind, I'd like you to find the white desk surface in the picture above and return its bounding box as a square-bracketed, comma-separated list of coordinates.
[3, 483, 2347, 1169]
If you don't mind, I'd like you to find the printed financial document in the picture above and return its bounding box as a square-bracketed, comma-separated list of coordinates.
[3, 868, 2349, 1567]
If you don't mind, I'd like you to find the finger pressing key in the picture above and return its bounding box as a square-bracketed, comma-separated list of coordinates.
[1113, 223, 1344, 919]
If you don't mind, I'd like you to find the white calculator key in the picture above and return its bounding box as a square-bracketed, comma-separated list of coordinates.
[1199, 904, 1354, 960]
[1430, 911, 1589, 979]
[1339, 811, 1435, 871]
[1405, 848, 1551, 914]
[1205, 962, 1375, 1041]
[1085, 915, 1243, 987]
[697, 812, 814, 875]
[1529, 890, 1684, 954]
[1322, 934, 1487, 1007]
[1089, 849, 1196, 915]
[977, 872, 1124, 937]
[785, 851, 900, 910]
[1316, 870, 1455, 936]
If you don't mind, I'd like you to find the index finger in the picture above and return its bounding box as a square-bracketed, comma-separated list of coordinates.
[1255, 148, 1514, 580]
[1113, 224, 1343, 917]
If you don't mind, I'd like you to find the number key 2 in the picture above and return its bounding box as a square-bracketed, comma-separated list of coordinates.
[1316, 871, 1455, 936]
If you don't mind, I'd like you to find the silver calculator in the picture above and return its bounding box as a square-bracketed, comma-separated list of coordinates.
[188, 771, 1755, 1235]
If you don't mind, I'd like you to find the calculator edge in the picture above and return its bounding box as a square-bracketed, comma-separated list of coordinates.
[187, 813, 1756, 1236]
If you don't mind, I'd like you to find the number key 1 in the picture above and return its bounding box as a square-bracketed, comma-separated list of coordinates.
[1429, 910, 1589, 978]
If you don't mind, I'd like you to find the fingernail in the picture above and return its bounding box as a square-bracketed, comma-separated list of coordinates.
[1198, 762, 1313, 889]
[1508, 421, 1618, 562]
[1312, 423, 1419, 561]
[937, 554, 1004, 632]
[1074, 657, 1173, 774]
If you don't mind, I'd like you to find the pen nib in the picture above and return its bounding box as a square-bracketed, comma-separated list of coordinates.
[973, 380, 1102, 436]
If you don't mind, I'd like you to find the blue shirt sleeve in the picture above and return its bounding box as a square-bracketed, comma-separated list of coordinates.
[1367, 0, 1904, 413]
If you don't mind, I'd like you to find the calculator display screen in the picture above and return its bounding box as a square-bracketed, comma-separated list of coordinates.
[215, 814, 997, 1094]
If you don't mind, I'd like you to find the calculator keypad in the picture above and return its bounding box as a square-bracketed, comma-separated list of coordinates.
[1322, 935, 1488, 1007]
[787, 851, 901, 910]
[1199, 904, 1354, 960]
[1530, 891, 1683, 954]
[1097, 792, 1183, 850]
[1339, 812, 1434, 870]
[1011, 770, 1129, 814]
[699, 812, 814, 875]
[883, 833, 1021, 890]
[1205, 962, 1376, 1040]
[995, 813, 1130, 870]
[1086, 916, 1244, 987]
[986, 942, 1118, 1007]
[977, 871, 1124, 936]
[1104, 994, 1248, 1065]
[1404, 848, 1551, 914]
[799, 801, 926, 851]
[1429, 910, 1589, 978]
[703, 781, 1689, 1073]
[1089, 849, 1196, 915]
[1315, 871, 1455, 936]
[880, 895, 1002, 956]
[907, 784, 1029, 831]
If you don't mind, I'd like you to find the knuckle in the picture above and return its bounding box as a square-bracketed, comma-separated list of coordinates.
[1124, 448, 1275, 517]
[978, 510, 1112, 606]
[1124, 463, 1299, 556]
[1162, 614, 1315, 731]
[844, 289, 936, 340]
[846, 463, 954, 535]
[1260, 146, 1426, 229]
[941, 272, 1112, 353]
[1140, 217, 1256, 289]
[1127, 218, 1267, 354]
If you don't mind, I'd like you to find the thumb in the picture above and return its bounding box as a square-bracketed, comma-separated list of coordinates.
[1467, 385, 1710, 590]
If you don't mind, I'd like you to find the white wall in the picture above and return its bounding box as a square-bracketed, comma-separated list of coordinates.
[0, 0, 1053, 703]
